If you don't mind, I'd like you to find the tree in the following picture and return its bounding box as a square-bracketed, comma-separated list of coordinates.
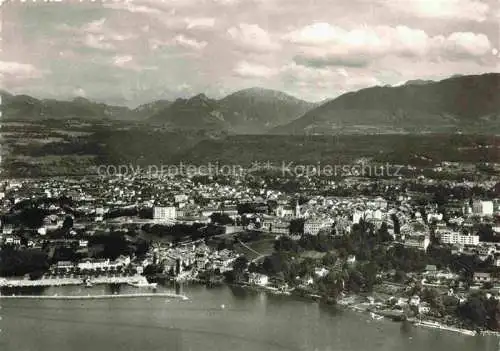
[394, 269, 407, 283]
[321, 252, 337, 266]
[318, 272, 343, 299]
[233, 256, 249, 271]
[62, 216, 74, 230]
[274, 236, 299, 253]
[209, 213, 235, 225]
[391, 214, 400, 235]
[230, 256, 249, 282]
[0, 248, 49, 277]
[289, 218, 305, 235]
[422, 288, 445, 315]
[376, 222, 393, 242]
[459, 296, 488, 328]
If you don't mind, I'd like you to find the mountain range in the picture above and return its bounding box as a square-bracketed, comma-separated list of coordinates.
[2, 73, 499, 134]
[271, 73, 500, 134]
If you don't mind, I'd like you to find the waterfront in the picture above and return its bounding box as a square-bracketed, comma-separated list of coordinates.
[1, 284, 498, 351]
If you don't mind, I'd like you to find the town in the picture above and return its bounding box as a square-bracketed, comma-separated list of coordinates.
[0, 162, 499, 335]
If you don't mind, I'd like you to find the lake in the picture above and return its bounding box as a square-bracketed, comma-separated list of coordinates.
[1, 284, 498, 351]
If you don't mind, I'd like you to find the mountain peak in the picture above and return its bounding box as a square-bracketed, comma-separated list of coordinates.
[72, 96, 91, 104]
[404, 79, 435, 86]
[190, 93, 210, 101]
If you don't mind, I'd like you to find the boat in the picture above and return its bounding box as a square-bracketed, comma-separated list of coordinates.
[370, 312, 384, 320]
[83, 279, 93, 288]
[127, 278, 158, 288]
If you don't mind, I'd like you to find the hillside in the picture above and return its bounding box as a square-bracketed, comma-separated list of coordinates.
[3, 73, 499, 135]
[148, 94, 230, 131]
[0, 92, 133, 121]
[1, 88, 314, 134]
[272, 73, 500, 135]
[148, 88, 315, 133]
[217, 87, 315, 134]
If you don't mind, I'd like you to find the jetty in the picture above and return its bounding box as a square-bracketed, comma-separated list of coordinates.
[0, 276, 150, 288]
[411, 319, 477, 336]
[0, 293, 189, 300]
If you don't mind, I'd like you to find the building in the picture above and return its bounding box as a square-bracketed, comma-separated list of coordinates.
[153, 206, 177, 221]
[174, 194, 188, 203]
[276, 206, 295, 218]
[403, 235, 430, 251]
[472, 200, 494, 216]
[77, 259, 111, 271]
[304, 218, 333, 235]
[56, 261, 74, 271]
[473, 272, 492, 284]
[248, 273, 269, 286]
[440, 231, 480, 246]
[262, 218, 290, 235]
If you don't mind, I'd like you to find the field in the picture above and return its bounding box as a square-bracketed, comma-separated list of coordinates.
[2, 120, 499, 177]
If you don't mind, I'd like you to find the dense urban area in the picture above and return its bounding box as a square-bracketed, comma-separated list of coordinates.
[1, 160, 499, 335]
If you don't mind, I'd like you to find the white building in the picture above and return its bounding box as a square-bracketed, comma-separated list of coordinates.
[304, 218, 333, 235]
[440, 231, 479, 246]
[276, 206, 295, 218]
[262, 219, 290, 235]
[248, 273, 269, 286]
[77, 259, 111, 271]
[472, 200, 494, 216]
[353, 211, 363, 224]
[427, 213, 443, 222]
[174, 194, 188, 203]
[153, 206, 177, 221]
[403, 235, 430, 251]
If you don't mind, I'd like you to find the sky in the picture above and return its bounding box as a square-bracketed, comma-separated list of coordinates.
[1, 0, 499, 107]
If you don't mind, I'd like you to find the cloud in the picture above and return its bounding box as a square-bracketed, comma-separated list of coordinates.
[174, 35, 208, 50]
[233, 61, 277, 78]
[110, 55, 158, 71]
[0, 61, 43, 78]
[83, 34, 115, 50]
[285, 23, 492, 68]
[73, 87, 87, 97]
[113, 55, 133, 67]
[82, 18, 107, 33]
[382, 0, 489, 22]
[103, 1, 170, 15]
[227, 23, 280, 52]
[279, 62, 381, 100]
[185, 17, 216, 29]
[58, 17, 137, 52]
[294, 55, 369, 68]
[439, 32, 492, 58]
[5, 0, 498, 105]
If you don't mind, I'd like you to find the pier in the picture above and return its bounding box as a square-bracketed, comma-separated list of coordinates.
[0, 293, 189, 300]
